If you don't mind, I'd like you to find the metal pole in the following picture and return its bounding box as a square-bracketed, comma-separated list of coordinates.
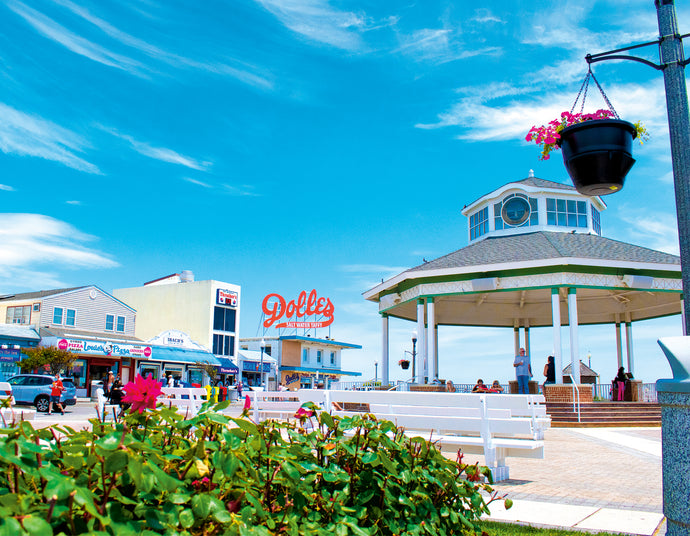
[657, 0, 690, 333]
[411, 337, 417, 382]
[260, 338, 265, 389]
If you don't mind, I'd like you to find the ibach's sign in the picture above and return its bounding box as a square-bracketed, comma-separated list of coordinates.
[262, 290, 334, 329]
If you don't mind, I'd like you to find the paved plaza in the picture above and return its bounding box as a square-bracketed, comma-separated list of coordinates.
[22, 401, 667, 535]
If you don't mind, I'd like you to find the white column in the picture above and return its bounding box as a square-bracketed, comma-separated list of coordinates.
[568, 288, 581, 384]
[551, 288, 563, 384]
[427, 298, 436, 382]
[513, 325, 520, 357]
[381, 314, 389, 385]
[434, 324, 439, 381]
[625, 317, 634, 375]
[615, 320, 623, 369]
[416, 299, 426, 384]
[524, 320, 531, 357]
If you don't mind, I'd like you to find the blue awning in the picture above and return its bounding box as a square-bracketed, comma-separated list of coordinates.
[217, 357, 239, 374]
[145, 346, 219, 365]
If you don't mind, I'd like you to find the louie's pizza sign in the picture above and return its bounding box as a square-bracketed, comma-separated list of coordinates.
[262, 290, 334, 329]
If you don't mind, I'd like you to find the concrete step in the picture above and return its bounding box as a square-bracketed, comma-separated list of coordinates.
[545, 401, 661, 427]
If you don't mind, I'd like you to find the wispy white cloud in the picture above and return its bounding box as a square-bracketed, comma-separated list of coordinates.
[183, 177, 212, 188]
[0, 102, 100, 174]
[0, 214, 117, 291]
[395, 27, 501, 64]
[8, 1, 148, 77]
[615, 211, 679, 255]
[221, 183, 260, 196]
[0, 184, 15, 192]
[471, 9, 505, 24]
[65, 200, 81, 205]
[101, 127, 211, 171]
[48, 0, 275, 90]
[255, 0, 368, 51]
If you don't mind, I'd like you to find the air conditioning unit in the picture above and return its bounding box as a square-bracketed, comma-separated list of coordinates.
[621, 274, 654, 289]
[471, 277, 498, 292]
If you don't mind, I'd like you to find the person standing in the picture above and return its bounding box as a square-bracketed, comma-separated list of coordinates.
[615, 366, 627, 401]
[48, 373, 65, 415]
[543, 356, 556, 387]
[513, 347, 532, 394]
[104, 371, 114, 397]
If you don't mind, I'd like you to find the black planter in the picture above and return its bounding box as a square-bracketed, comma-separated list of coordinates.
[558, 119, 637, 196]
[400, 361, 410, 370]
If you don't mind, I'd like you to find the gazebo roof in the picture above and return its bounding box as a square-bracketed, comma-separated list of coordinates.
[409, 231, 680, 272]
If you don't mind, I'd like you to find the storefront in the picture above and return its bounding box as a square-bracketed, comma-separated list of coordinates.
[40, 334, 150, 397]
[238, 350, 276, 387]
[0, 325, 40, 381]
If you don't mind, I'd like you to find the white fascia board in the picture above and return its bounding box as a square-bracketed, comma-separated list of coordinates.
[363, 257, 680, 301]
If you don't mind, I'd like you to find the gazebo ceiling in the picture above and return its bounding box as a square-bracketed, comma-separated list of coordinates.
[381, 286, 681, 327]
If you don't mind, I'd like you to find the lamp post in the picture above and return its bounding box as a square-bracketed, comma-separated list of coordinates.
[374, 361, 378, 383]
[585, 0, 690, 333]
[411, 331, 417, 383]
[259, 338, 265, 389]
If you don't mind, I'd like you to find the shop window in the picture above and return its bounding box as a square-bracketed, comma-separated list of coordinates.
[105, 314, 114, 331]
[213, 334, 235, 356]
[116, 316, 125, 332]
[6, 305, 31, 324]
[302, 348, 308, 363]
[65, 309, 76, 327]
[330, 352, 336, 365]
[213, 307, 236, 332]
[53, 307, 63, 325]
[300, 377, 312, 389]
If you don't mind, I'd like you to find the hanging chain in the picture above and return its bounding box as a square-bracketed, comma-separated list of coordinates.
[590, 70, 619, 119]
[570, 66, 619, 119]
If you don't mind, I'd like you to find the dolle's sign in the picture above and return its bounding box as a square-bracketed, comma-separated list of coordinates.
[262, 290, 334, 329]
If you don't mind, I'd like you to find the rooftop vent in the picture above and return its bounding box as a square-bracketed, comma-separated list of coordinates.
[180, 270, 195, 283]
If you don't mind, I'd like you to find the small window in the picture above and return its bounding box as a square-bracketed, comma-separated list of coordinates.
[302, 349, 308, 363]
[105, 315, 114, 331]
[65, 309, 76, 327]
[116, 316, 125, 332]
[330, 352, 336, 365]
[32, 303, 40, 312]
[53, 307, 63, 325]
[316, 350, 322, 364]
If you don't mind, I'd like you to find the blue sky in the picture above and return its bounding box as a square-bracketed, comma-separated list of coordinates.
[0, 0, 687, 385]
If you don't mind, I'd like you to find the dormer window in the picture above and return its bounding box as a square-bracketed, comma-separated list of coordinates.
[494, 194, 538, 230]
[469, 207, 488, 240]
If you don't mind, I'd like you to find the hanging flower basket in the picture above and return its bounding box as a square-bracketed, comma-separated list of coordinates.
[525, 69, 649, 196]
[398, 359, 410, 369]
[558, 118, 637, 196]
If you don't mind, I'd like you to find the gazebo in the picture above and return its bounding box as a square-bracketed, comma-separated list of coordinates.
[364, 174, 682, 390]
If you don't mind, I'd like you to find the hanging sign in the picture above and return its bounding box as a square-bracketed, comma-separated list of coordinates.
[262, 290, 334, 328]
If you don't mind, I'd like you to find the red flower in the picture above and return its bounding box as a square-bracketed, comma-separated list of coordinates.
[122, 374, 163, 414]
[294, 407, 314, 419]
[243, 395, 251, 411]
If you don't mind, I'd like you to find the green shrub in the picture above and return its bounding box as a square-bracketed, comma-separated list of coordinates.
[0, 402, 508, 535]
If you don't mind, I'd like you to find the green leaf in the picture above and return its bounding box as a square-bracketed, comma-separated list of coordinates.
[95, 432, 122, 451]
[191, 494, 212, 519]
[105, 450, 129, 473]
[20, 516, 52, 536]
[231, 418, 258, 436]
[43, 478, 74, 501]
[319, 412, 334, 428]
[179, 508, 195, 529]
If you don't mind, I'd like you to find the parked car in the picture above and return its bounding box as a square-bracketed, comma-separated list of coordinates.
[7, 374, 77, 412]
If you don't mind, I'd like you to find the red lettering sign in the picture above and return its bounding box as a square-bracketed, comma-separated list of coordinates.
[262, 290, 334, 329]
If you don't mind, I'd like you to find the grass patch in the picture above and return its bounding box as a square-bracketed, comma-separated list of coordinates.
[479, 521, 621, 536]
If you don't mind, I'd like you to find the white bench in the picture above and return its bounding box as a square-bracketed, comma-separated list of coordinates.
[159, 387, 209, 417]
[250, 391, 304, 422]
[290, 390, 550, 482]
[96, 388, 120, 422]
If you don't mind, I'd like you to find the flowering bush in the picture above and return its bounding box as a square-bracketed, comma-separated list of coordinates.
[0, 400, 508, 535]
[526, 109, 649, 160]
[121, 373, 163, 413]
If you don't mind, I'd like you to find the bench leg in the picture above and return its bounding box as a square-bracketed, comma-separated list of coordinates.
[490, 466, 510, 482]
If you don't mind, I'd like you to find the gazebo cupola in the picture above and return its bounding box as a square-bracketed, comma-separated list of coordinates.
[462, 171, 606, 243]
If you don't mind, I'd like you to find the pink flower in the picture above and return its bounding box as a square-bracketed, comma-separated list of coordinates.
[122, 373, 163, 414]
[244, 395, 251, 411]
[294, 407, 314, 419]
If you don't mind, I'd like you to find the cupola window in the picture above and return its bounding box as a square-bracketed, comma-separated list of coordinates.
[469, 207, 489, 240]
[546, 198, 587, 228]
[494, 194, 538, 230]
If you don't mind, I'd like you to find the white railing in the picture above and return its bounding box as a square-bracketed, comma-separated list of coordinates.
[592, 382, 658, 402]
[565, 374, 581, 423]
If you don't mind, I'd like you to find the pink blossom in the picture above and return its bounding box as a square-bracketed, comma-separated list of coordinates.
[294, 407, 314, 419]
[243, 395, 251, 411]
[122, 373, 163, 414]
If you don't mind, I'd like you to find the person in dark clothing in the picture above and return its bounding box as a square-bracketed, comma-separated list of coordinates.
[614, 366, 627, 401]
[543, 356, 556, 387]
[109, 376, 125, 406]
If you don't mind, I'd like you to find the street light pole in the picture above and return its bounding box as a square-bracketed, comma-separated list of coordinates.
[411, 331, 417, 383]
[260, 338, 265, 389]
[374, 361, 378, 383]
[586, 0, 690, 333]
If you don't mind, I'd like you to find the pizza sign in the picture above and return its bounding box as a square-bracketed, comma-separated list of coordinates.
[262, 290, 334, 329]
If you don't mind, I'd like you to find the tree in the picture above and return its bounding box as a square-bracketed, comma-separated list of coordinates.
[195, 361, 218, 384]
[20, 346, 77, 375]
